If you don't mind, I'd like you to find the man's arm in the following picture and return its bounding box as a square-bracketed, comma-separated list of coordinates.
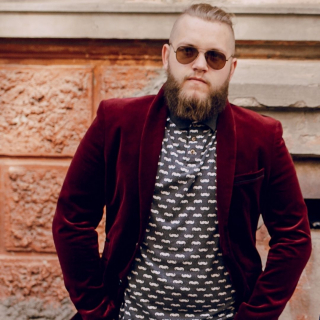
[52, 103, 110, 319]
[235, 122, 312, 320]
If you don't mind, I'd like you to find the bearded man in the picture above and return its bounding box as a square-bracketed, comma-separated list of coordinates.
[53, 3, 311, 320]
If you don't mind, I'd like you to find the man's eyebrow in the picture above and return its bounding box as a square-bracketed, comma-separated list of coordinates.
[176, 43, 197, 47]
[177, 43, 226, 53]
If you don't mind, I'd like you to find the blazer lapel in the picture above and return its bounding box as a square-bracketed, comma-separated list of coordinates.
[216, 101, 237, 254]
[138, 87, 168, 242]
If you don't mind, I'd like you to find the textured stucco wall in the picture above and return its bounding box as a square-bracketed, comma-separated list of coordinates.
[0, 59, 163, 319]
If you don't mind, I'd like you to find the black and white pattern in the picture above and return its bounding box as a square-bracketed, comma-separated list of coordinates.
[119, 118, 236, 320]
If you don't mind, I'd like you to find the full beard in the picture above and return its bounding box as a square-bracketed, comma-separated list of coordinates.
[164, 69, 229, 122]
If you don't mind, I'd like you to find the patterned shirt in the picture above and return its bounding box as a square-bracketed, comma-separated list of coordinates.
[119, 116, 236, 320]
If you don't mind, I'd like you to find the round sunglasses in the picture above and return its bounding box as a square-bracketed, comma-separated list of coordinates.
[170, 44, 233, 70]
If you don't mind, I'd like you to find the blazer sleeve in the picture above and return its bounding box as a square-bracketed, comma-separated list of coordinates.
[234, 121, 312, 320]
[52, 103, 110, 319]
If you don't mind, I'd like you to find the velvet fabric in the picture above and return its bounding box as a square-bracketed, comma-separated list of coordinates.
[53, 87, 311, 320]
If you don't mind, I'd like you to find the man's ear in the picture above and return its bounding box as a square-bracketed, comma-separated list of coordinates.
[229, 57, 237, 81]
[162, 44, 170, 71]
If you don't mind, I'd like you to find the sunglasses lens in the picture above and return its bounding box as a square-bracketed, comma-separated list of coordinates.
[206, 50, 227, 70]
[176, 46, 199, 64]
[173, 45, 229, 70]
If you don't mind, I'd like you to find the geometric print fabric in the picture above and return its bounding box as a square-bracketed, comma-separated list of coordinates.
[119, 118, 236, 320]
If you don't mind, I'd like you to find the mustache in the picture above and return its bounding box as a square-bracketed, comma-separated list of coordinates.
[184, 74, 209, 85]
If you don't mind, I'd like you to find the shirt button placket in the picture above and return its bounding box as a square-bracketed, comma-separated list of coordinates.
[189, 129, 198, 158]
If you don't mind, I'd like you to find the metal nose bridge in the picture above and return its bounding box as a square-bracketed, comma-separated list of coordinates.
[192, 50, 209, 69]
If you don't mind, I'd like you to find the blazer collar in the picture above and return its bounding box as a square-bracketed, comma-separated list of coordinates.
[169, 112, 218, 131]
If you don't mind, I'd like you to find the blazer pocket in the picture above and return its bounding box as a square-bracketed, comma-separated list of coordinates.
[234, 168, 265, 185]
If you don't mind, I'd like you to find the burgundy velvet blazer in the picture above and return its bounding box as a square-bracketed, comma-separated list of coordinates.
[52, 87, 311, 320]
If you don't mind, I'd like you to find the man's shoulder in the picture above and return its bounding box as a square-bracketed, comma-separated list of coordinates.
[98, 94, 157, 115]
[230, 103, 280, 129]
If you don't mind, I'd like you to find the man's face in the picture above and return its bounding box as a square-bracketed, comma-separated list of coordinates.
[162, 14, 237, 119]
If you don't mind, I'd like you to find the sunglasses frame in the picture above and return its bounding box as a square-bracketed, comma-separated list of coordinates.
[169, 43, 234, 70]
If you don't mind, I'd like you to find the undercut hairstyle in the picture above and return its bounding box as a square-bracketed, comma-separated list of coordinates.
[169, 3, 235, 44]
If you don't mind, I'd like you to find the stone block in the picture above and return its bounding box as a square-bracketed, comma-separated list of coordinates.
[0, 66, 93, 156]
[0, 256, 69, 303]
[4, 163, 69, 252]
[94, 65, 163, 107]
[229, 59, 320, 108]
[1, 3, 320, 41]
[0, 297, 75, 320]
[3, 162, 106, 253]
[294, 160, 320, 199]
[234, 14, 320, 42]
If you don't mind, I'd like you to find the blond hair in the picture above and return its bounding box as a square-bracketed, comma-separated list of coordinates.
[169, 3, 235, 43]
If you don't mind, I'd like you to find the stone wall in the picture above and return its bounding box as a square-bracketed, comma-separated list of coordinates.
[0, 1, 320, 319]
[0, 40, 165, 319]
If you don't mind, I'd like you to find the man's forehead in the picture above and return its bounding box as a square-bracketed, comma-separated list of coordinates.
[170, 14, 235, 51]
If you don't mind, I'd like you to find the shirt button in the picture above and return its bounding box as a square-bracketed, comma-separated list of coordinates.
[191, 137, 196, 141]
[190, 149, 196, 155]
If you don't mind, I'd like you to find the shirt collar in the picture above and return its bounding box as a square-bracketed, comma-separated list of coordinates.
[169, 111, 218, 131]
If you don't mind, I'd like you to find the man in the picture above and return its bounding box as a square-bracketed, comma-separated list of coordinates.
[53, 4, 311, 320]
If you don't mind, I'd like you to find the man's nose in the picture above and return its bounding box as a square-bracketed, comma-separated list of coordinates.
[192, 52, 209, 72]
